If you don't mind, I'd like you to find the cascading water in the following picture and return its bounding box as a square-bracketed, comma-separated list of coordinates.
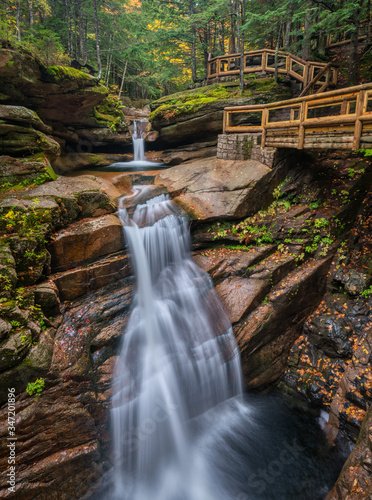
[132, 119, 147, 162]
[111, 192, 243, 500]
[105, 190, 345, 500]
[107, 119, 164, 171]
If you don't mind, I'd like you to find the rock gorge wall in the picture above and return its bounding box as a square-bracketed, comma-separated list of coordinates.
[1, 148, 372, 499]
[0, 47, 372, 499]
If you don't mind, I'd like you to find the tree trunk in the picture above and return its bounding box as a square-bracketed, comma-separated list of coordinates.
[220, 20, 225, 53]
[230, 1, 236, 53]
[367, 0, 371, 45]
[348, 7, 361, 86]
[239, 0, 245, 93]
[93, 0, 102, 80]
[302, 9, 311, 60]
[317, 29, 326, 57]
[104, 35, 113, 85]
[63, 0, 72, 58]
[190, 0, 197, 82]
[82, 16, 88, 65]
[275, 19, 283, 82]
[236, 1, 240, 54]
[16, 0, 21, 41]
[78, 0, 85, 63]
[118, 61, 128, 99]
[284, 19, 291, 49]
[29, 1, 33, 28]
[104, 52, 112, 86]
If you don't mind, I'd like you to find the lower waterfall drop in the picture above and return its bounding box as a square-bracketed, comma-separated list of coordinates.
[111, 192, 243, 500]
[107, 190, 343, 500]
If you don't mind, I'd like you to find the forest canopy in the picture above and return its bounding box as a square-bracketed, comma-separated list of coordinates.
[0, 0, 371, 101]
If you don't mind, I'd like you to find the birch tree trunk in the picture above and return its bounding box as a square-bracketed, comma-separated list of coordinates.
[16, 0, 21, 41]
[29, 1, 33, 28]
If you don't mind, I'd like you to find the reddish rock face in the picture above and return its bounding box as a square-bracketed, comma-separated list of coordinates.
[51, 251, 130, 301]
[156, 157, 277, 222]
[0, 278, 134, 500]
[49, 214, 125, 272]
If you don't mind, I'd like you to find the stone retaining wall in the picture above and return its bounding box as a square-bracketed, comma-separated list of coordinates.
[217, 133, 279, 168]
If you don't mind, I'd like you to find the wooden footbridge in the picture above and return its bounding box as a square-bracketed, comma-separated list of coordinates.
[223, 82, 372, 151]
[208, 49, 338, 95]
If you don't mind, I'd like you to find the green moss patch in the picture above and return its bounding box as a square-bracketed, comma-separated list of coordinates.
[94, 95, 128, 132]
[150, 78, 289, 122]
[46, 65, 93, 82]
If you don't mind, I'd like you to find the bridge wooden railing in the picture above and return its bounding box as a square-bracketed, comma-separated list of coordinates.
[208, 49, 338, 92]
[326, 20, 372, 48]
[223, 82, 372, 150]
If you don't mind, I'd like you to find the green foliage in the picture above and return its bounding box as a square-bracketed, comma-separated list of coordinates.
[0, 202, 52, 238]
[361, 286, 372, 298]
[0, 0, 369, 101]
[26, 378, 45, 401]
[94, 94, 127, 131]
[0, 273, 13, 292]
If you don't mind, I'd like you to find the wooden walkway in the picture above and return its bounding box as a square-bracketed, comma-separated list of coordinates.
[223, 82, 372, 150]
[208, 49, 338, 94]
[326, 20, 372, 48]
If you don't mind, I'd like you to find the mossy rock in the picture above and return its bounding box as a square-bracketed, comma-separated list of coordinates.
[94, 95, 128, 132]
[21, 336, 53, 372]
[0, 125, 60, 157]
[0, 328, 31, 372]
[0, 154, 57, 193]
[0, 318, 12, 342]
[150, 78, 290, 125]
[45, 65, 94, 83]
[9, 235, 51, 286]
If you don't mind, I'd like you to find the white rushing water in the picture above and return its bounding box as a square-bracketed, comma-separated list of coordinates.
[111, 191, 243, 500]
[132, 120, 146, 162]
[108, 119, 164, 170]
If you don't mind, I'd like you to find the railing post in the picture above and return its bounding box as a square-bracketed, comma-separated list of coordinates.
[353, 90, 365, 150]
[217, 58, 221, 77]
[298, 101, 306, 149]
[262, 51, 267, 71]
[261, 108, 268, 148]
[223, 110, 227, 133]
[303, 63, 309, 88]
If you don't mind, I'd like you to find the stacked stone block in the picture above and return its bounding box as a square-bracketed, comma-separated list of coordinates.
[217, 133, 278, 168]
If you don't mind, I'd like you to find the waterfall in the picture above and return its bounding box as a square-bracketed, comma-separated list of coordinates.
[132, 119, 147, 162]
[106, 119, 163, 171]
[111, 192, 243, 500]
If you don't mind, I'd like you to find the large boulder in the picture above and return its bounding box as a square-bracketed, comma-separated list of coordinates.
[49, 214, 124, 272]
[155, 157, 279, 222]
